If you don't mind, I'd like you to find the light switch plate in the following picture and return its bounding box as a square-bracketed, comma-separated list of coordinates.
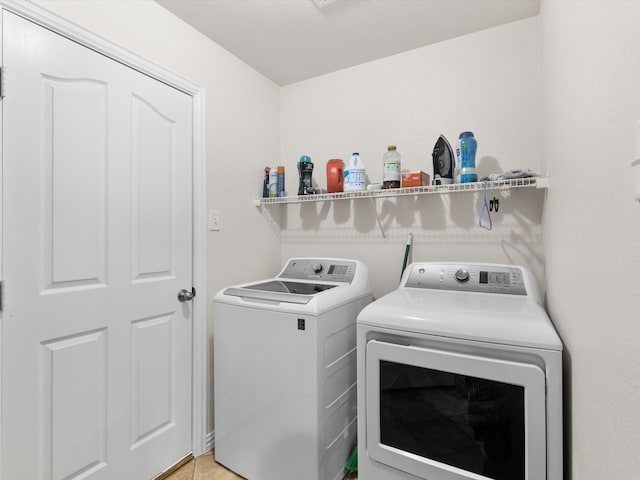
[209, 210, 220, 231]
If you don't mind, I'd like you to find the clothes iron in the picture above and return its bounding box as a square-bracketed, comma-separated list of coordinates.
[431, 135, 454, 185]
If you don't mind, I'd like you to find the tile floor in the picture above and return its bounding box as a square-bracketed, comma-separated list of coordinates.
[166, 450, 358, 479]
[164, 450, 238, 480]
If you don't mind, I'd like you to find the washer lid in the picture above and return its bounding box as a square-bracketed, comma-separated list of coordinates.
[357, 288, 563, 351]
[243, 280, 337, 295]
[223, 280, 337, 305]
[214, 257, 372, 313]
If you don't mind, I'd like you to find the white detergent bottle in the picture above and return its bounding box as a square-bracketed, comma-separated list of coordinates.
[344, 152, 366, 191]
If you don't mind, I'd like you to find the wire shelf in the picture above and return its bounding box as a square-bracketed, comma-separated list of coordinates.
[254, 176, 548, 206]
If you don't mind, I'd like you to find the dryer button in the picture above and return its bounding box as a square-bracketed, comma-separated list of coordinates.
[455, 268, 470, 283]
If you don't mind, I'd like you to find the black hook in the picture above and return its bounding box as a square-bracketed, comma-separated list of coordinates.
[489, 197, 500, 212]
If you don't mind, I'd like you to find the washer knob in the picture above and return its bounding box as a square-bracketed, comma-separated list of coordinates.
[455, 268, 470, 283]
[312, 263, 323, 273]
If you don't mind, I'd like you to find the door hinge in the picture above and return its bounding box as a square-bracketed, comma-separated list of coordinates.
[0, 66, 5, 99]
[0, 281, 4, 312]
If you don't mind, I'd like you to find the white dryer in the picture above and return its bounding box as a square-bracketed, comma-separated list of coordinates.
[357, 262, 563, 480]
[213, 258, 372, 480]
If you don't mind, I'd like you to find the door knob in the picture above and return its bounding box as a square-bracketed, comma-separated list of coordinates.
[178, 288, 195, 302]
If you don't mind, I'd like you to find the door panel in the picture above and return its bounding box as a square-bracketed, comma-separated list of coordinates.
[132, 95, 175, 280]
[44, 329, 108, 479]
[131, 314, 174, 448]
[2, 10, 193, 480]
[44, 76, 108, 290]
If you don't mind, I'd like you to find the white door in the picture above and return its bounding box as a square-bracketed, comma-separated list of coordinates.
[1, 11, 194, 480]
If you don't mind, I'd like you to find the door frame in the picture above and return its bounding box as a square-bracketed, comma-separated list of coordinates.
[0, 0, 208, 457]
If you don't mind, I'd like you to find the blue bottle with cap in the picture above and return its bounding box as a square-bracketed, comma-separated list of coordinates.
[456, 131, 478, 183]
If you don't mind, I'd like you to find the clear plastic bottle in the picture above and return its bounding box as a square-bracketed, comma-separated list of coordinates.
[344, 152, 366, 192]
[455, 132, 478, 183]
[382, 145, 401, 189]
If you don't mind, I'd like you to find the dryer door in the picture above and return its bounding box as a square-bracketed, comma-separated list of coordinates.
[365, 340, 546, 480]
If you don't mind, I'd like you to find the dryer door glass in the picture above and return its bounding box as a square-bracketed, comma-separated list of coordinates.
[380, 361, 524, 480]
[365, 340, 547, 480]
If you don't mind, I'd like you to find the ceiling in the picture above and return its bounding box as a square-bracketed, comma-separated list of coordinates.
[156, 0, 540, 86]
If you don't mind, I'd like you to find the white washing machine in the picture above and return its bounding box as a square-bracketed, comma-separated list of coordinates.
[357, 262, 563, 480]
[213, 258, 372, 480]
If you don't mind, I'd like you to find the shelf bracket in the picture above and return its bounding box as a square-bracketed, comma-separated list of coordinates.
[372, 197, 386, 238]
[256, 203, 282, 241]
[535, 176, 549, 189]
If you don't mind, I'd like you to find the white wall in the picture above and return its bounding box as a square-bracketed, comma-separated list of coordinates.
[34, 0, 282, 436]
[279, 17, 544, 298]
[541, 1, 640, 478]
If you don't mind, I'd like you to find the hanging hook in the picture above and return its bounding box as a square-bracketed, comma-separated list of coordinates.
[478, 181, 493, 230]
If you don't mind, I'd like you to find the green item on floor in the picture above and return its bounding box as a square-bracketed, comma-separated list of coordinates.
[345, 446, 358, 473]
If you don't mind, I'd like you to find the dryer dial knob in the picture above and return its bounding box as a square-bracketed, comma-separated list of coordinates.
[455, 268, 470, 283]
[312, 263, 323, 273]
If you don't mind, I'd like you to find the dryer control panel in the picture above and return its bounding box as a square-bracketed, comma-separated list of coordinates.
[279, 258, 358, 283]
[404, 263, 527, 295]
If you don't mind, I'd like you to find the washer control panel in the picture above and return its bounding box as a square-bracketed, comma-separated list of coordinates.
[279, 258, 357, 283]
[405, 263, 527, 295]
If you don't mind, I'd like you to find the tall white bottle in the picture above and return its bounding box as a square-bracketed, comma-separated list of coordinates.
[344, 152, 366, 192]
